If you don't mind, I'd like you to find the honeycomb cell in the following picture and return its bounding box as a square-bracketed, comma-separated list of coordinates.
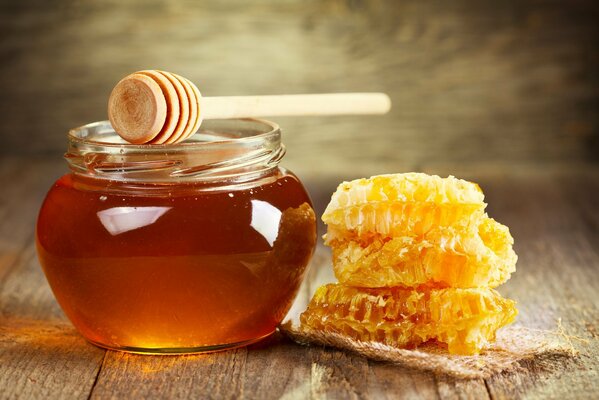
[299, 284, 517, 355]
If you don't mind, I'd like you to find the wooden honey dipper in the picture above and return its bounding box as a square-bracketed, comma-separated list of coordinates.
[108, 70, 391, 144]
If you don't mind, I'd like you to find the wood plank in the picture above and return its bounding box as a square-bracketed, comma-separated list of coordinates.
[435, 377, 490, 400]
[478, 173, 599, 399]
[365, 362, 439, 400]
[0, 157, 66, 319]
[89, 334, 314, 399]
[306, 346, 371, 399]
[0, 158, 106, 400]
[0, 239, 107, 399]
[0, 158, 62, 283]
[240, 334, 312, 399]
[89, 349, 249, 399]
[0, 319, 104, 400]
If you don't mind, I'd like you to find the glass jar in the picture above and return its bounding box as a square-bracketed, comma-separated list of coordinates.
[36, 119, 317, 354]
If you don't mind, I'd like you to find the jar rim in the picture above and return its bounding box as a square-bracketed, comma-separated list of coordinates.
[65, 119, 285, 184]
[68, 118, 281, 150]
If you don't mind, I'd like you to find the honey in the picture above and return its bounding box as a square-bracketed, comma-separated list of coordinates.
[36, 119, 317, 353]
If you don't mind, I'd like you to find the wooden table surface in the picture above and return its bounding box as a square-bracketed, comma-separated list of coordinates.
[0, 157, 597, 399]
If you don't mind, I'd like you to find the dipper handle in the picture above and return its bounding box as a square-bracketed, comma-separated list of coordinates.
[108, 70, 392, 144]
[201, 93, 391, 119]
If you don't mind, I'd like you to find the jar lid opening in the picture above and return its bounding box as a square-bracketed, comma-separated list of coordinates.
[66, 119, 284, 184]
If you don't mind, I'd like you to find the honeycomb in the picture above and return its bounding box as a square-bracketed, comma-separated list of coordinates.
[322, 173, 517, 289]
[324, 202, 486, 243]
[299, 284, 517, 355]
[323, 173, 487, 242]
[330, 217, 517, 288]
[323, 173, 485, 209]
[297, 173, 518, 355]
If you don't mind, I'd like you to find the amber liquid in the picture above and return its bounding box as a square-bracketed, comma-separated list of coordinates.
[36, 170, 316, 352]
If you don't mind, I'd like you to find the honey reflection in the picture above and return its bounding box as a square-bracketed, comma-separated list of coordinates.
[250, 199, 282, 247]
[97, 206, 172, 235]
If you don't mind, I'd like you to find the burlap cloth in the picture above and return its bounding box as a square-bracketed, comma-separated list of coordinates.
[279, 321, 579, 379]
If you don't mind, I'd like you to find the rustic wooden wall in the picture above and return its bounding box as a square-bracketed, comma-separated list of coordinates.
[0, 0, 597, 178]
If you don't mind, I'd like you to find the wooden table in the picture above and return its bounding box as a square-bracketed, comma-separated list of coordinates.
[0, 157, 597, 399]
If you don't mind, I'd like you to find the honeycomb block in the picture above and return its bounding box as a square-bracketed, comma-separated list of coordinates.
[300, 284, 517, 355]
[330, 217, 517, 288]
[323, 173, 487, 241]
[324, 202, 486, 243]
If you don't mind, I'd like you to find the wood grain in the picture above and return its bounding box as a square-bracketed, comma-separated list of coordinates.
[0, 158, 105, 400]
[0, 0, 597, 178]
[0, 160, 54, 284]
[479, 172, 599, 400]
[0, 319, 104, 400]
[0, 157, 597, 399]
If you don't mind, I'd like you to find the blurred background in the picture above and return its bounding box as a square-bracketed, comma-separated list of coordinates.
[0, 0, 597, 181]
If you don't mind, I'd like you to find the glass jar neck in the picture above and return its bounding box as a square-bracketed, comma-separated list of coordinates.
[65, 119, 285, 185]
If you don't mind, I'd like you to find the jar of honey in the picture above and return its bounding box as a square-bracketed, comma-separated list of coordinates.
[36, 119, 317, 354]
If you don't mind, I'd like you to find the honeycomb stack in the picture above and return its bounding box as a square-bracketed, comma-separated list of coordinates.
[299, 173, 518, 355]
